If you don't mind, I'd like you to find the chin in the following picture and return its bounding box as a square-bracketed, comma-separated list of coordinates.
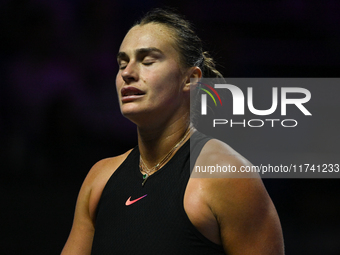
[121, 107, 158, 127]
[121, 106, 144, 120]
[121, 109, 139, 118]
[120, 103, 138, 114]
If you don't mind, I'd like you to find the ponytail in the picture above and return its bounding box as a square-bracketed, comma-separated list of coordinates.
[201, 51, 223, 78]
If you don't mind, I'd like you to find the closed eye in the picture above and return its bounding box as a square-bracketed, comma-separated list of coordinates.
[118, 61, 128, 70]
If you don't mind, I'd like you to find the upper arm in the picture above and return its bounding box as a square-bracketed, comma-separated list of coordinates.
[61, 191, 94, 254]
[212, 178, 284, 255]
[198, 139, 284, 255]
[61, 152, 131, 255]
[61, 162, 99, 255]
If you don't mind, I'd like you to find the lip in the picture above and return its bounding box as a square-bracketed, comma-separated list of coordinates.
[121, 86, 145, 103]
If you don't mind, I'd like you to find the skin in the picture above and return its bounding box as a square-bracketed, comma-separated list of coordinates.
[61, 23, 284, 255]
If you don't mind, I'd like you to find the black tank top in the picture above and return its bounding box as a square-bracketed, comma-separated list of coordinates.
[91, 131, 226, 255]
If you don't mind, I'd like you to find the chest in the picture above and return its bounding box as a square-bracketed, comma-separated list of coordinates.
[91, 145, 223, 253]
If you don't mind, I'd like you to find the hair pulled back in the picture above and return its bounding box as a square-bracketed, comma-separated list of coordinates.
[135, 8, 222, 78]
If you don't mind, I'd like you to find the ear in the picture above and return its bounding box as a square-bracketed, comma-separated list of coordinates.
[183, 67, 202, 92]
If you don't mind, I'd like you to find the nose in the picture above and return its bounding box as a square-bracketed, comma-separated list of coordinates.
[121, 61, 139, 84]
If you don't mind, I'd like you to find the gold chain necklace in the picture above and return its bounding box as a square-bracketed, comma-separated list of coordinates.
[139, 126, 193, 186]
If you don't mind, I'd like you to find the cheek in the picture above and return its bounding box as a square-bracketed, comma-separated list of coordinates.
[115, 74, 123, 94]
[149, 67, 183, 91]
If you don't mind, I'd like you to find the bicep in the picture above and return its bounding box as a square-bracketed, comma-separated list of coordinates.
[215, 178, 284, 255]
[197, 139, 284, 254]
[61, 154, 130, 254]
[61, 183, 95, 255]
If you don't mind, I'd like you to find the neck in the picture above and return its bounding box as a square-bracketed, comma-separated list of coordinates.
[137, 117, 192, 168]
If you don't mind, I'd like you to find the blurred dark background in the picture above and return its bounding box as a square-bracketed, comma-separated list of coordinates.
[0, 0, 339, 254]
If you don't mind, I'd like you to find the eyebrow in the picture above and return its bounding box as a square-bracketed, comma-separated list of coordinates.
[117, 47, 163, 60]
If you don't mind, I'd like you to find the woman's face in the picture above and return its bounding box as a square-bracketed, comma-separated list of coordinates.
[116, 23, 191, 127]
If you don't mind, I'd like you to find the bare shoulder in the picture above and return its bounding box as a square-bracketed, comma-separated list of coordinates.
[61, 149, 132, 255]
[84, 149, 132, 188]
[193, 138, 264, 209]
[85, 149, 133, 220]
[191, 139, 284, 254]
[193, 138, 255, 178]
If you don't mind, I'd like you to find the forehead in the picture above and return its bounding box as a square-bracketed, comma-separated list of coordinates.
[119, 23, 178, 55]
